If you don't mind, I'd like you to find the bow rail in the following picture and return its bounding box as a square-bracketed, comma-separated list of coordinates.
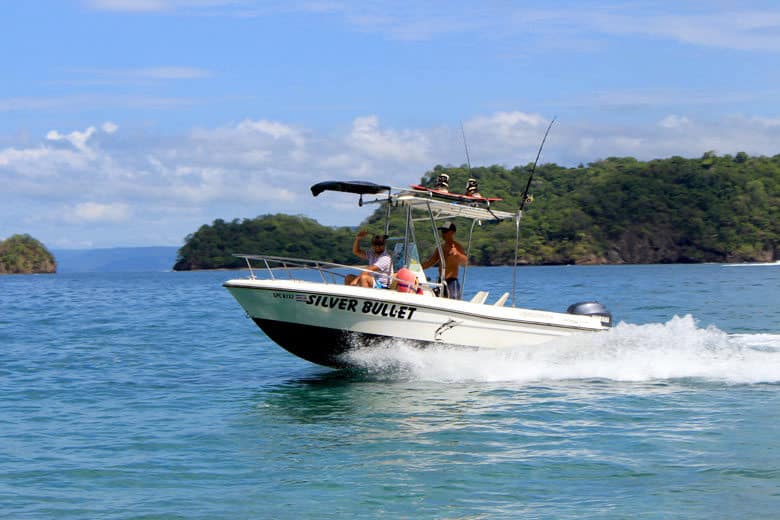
[232, 253, 443, 292]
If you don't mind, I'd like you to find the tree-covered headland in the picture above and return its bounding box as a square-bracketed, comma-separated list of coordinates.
[173, 214, 356, 270]
[174, 152, 779, 269]
[0, 234, 57, 274]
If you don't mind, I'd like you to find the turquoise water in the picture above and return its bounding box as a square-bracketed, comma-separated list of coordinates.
[1, 265, 779, 518]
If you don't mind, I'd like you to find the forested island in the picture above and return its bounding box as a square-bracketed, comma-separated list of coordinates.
[173, 214, 356, 270]
[0, 234, 57, 274]
[173, 152, 779, 270]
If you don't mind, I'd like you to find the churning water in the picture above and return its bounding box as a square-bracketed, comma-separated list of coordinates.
[343, 316, 780, 384]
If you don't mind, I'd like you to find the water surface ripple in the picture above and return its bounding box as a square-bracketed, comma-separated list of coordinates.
[1, 266, 778, 518]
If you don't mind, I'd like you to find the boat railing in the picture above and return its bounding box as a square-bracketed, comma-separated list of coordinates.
[232, 253, 444, 293]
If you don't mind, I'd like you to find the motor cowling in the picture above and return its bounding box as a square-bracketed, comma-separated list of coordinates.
[566, 301, 613, 327]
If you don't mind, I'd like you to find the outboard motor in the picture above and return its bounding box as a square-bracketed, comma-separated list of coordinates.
[566, 301, 613, 327]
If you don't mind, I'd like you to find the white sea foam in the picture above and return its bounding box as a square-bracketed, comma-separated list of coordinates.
[342, 315, 780, 384]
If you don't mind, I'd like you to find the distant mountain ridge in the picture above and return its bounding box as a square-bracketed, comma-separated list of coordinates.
[52, 246, 179, 273]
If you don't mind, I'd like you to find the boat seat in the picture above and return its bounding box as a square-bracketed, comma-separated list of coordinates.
[470, 291, 489, 304]
[494, 292, 509, 306]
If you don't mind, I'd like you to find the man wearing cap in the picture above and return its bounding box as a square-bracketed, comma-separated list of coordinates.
[422, 222, 467, 299]
[345, 230, 392, 288]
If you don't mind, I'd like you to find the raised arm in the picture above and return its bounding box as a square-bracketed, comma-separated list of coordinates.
[352, 230, 368, 260]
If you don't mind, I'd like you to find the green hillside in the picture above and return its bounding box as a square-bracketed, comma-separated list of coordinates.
[0, 234, 57, 274]
[173, 214, 356, 270]
[174, 152, 779, 269]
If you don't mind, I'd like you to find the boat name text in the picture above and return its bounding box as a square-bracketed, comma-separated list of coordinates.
[273, 292, 417, 320]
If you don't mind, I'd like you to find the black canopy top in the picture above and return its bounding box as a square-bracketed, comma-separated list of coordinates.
[310, 181, 392, 197]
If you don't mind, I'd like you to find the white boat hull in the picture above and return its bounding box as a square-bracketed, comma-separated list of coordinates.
[224, 278, 610, 368]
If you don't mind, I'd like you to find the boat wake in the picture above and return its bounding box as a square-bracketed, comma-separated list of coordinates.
[340, 315, 780, 384]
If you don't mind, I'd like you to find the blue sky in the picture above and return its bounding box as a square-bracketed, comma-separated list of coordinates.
[2, 0, 780, 248]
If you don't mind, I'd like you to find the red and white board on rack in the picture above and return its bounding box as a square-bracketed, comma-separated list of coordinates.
[409, 184, 502, 204]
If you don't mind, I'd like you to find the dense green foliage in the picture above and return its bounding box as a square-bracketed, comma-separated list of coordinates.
[173, 215, 357, 270]
[0, 234, 57, 274]
[367, 153, 778, 265]
[175, 153, 779, 269]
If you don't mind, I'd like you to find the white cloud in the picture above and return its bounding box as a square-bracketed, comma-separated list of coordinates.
[0, 147, 54, 168]
[466, 111, 546, 142]
[102, 121, 119, 134]
[47, 126, 97, 154]
[593, 9, 780, 53]
[318, 153, 353, 169]
[458, 111, 552, 165]
[235, 118, 306, 148]
[658, 115, 691, 129]
[187, 118, 308, 169]
[66, 202, 132, 223]
[0, 145, 91, 177]
[346, 115, 430, 163]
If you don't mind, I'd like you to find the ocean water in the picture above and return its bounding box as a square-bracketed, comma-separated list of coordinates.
[1, 265, 779, 519]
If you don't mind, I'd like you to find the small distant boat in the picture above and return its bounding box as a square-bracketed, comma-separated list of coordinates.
[723, 260, 780, 267]
[223, 180, 612, 368]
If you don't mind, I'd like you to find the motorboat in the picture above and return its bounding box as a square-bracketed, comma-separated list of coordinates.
[223, 180, 612, 368]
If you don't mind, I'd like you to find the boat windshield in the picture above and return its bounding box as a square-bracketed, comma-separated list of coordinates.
[390, 240, 427, 285]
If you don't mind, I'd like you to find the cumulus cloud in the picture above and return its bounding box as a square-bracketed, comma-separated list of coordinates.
[0, 145, 90, 177]
[186, 118, 308, 170]
[47, 126, 97, 154]
[466, 111, 546, 143]
[347, 115, 430, 163]
[40, 121, 119, 161]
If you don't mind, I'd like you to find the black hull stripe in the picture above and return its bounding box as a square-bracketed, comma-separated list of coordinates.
[253, 318, 434, 369]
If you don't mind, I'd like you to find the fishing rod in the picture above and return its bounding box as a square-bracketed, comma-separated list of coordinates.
[459, 121, 474, 293]
[512, 116, 556, 307]
[519, 116, 556, 212]
[460, 121, 473, 173]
